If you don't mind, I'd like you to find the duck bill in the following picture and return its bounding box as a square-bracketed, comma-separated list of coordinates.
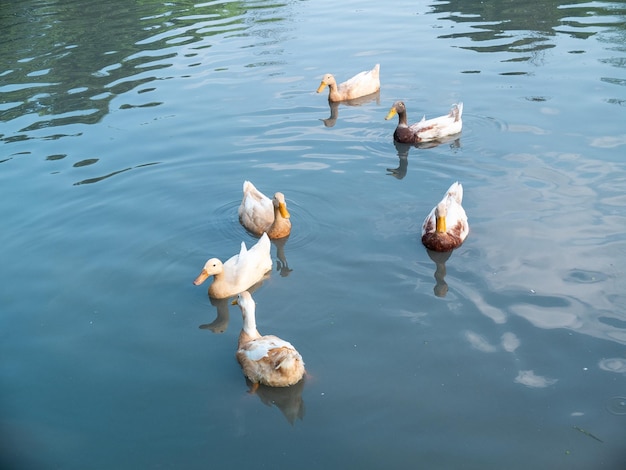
[193, 269, 209, 285]
[435, 216, 447, 233]
[278, 202, 290, 219]
[316, 81, 327, 93]
[384, 107, 397, 120]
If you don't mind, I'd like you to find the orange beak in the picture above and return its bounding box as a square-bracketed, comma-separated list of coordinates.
[278, 202, 290, 219]
[193, 269, 210, 286]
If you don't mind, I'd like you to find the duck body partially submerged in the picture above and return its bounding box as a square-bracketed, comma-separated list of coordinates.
[421, 181, 469, 252]
[317, 64, 380, 102]
[239, 181, 291, 239]
[193, 233, 273, 299]
[386, 101, 463, 144]
[233, 291, 305, 388]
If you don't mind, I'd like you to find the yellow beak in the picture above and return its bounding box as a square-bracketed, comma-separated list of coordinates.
[316, 81, 327, 93]
[435, 215, 447, 233]
[385, 107, 397, 120]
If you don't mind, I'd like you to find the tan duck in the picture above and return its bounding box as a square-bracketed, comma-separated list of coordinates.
[233, 291, 305, 389]
[316, 64, 380, 102]
[238, 181, 291, 239]
[421, 181, 469, 252]
[193, 233, 272, 299]
[385, 101, 463, 144]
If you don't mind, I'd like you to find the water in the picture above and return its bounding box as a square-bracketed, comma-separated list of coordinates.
[1, 0, 625, 468]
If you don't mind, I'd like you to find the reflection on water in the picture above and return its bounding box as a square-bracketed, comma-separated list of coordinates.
[386, 137, 461, 179]
[73, 161, 161, 185]
[319, 91, 381, 127]
[0, 0, 289, 179]
[425, 248, 453, 297]
[199, 297, 231, 334]
[273, 237, 293, 277]
[246, 377, 306, 425]
[198, 276, 269, 333]
[386, 141, 411, 179]
[514, 370, 558, 389]
[433, 0, 626, 70]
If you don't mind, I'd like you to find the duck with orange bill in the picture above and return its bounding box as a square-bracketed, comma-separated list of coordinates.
[193, 233, 272, 299]
[316, 64, 380, 102]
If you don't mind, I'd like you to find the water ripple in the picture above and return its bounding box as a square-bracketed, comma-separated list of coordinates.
[606, 396, 626, 415]
[208, 187, 332, 252]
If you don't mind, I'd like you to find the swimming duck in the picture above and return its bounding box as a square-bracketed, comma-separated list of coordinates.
[233, 291, 306, 389]
[421, 181, 469, 252]
[385, 101, 463, 144]
[238, 181, 291, 239]
[316, 64, 380, 102]
[193, 233, 273, 299]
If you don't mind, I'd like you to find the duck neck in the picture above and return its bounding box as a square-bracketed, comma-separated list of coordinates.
[242, 304, 260, 339]
[397, 109, 409, 127]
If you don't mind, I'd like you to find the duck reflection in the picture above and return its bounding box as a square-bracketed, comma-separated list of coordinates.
[245, 377, 306, 425]
[320, 91, 380, 127]
[387, 141, 412, 179]
[386, 137, 461, 179]
[426, 248, 453, 298]
[199, 297, 231, 333]
[272, 236, 293, 277]
[198, 276, 268, 333]
[414, 133, 461, 150]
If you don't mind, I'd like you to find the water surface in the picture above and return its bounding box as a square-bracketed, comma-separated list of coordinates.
[1, 0, 626, 469]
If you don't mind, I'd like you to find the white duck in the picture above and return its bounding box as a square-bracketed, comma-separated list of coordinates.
[385, 101, 463, 144]
[233, 291, 305, 389]
[238, 181, 291, 239]
[316, 64, 380, 102]
[421, 181, 469, 252]
[193, 233, 273, 299]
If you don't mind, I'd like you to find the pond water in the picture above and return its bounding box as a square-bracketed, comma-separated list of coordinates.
[1, 0, 626, 468]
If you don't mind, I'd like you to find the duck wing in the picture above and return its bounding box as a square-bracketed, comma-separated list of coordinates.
[338, 64, 380, 99]
[239, 181, 274, 235]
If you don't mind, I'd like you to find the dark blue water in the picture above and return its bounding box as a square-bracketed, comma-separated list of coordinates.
[1, 1, 625, 468]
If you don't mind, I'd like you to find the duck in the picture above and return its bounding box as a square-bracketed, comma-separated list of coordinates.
[238, 181, 291, 239]
[316, 64, 380, 102]
[421, 181, 469, 252]
[232, 291, 305, 389]
[385, 101, 463, 144]
[193, 233, 273, 299]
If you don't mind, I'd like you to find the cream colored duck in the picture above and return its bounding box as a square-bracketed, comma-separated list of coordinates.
[193, 233, 272, 299]
[238, 181, 291, 239]
[233, 291, 305, 389]
[316, 64, 380, 102]
[385, 101, 463, 144]
[421, 181, 469, 252]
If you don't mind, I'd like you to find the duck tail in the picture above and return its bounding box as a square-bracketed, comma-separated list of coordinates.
[258, 232, 271, 252]
[451, 102, 463, 121]
[447, 181, 463, 204]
